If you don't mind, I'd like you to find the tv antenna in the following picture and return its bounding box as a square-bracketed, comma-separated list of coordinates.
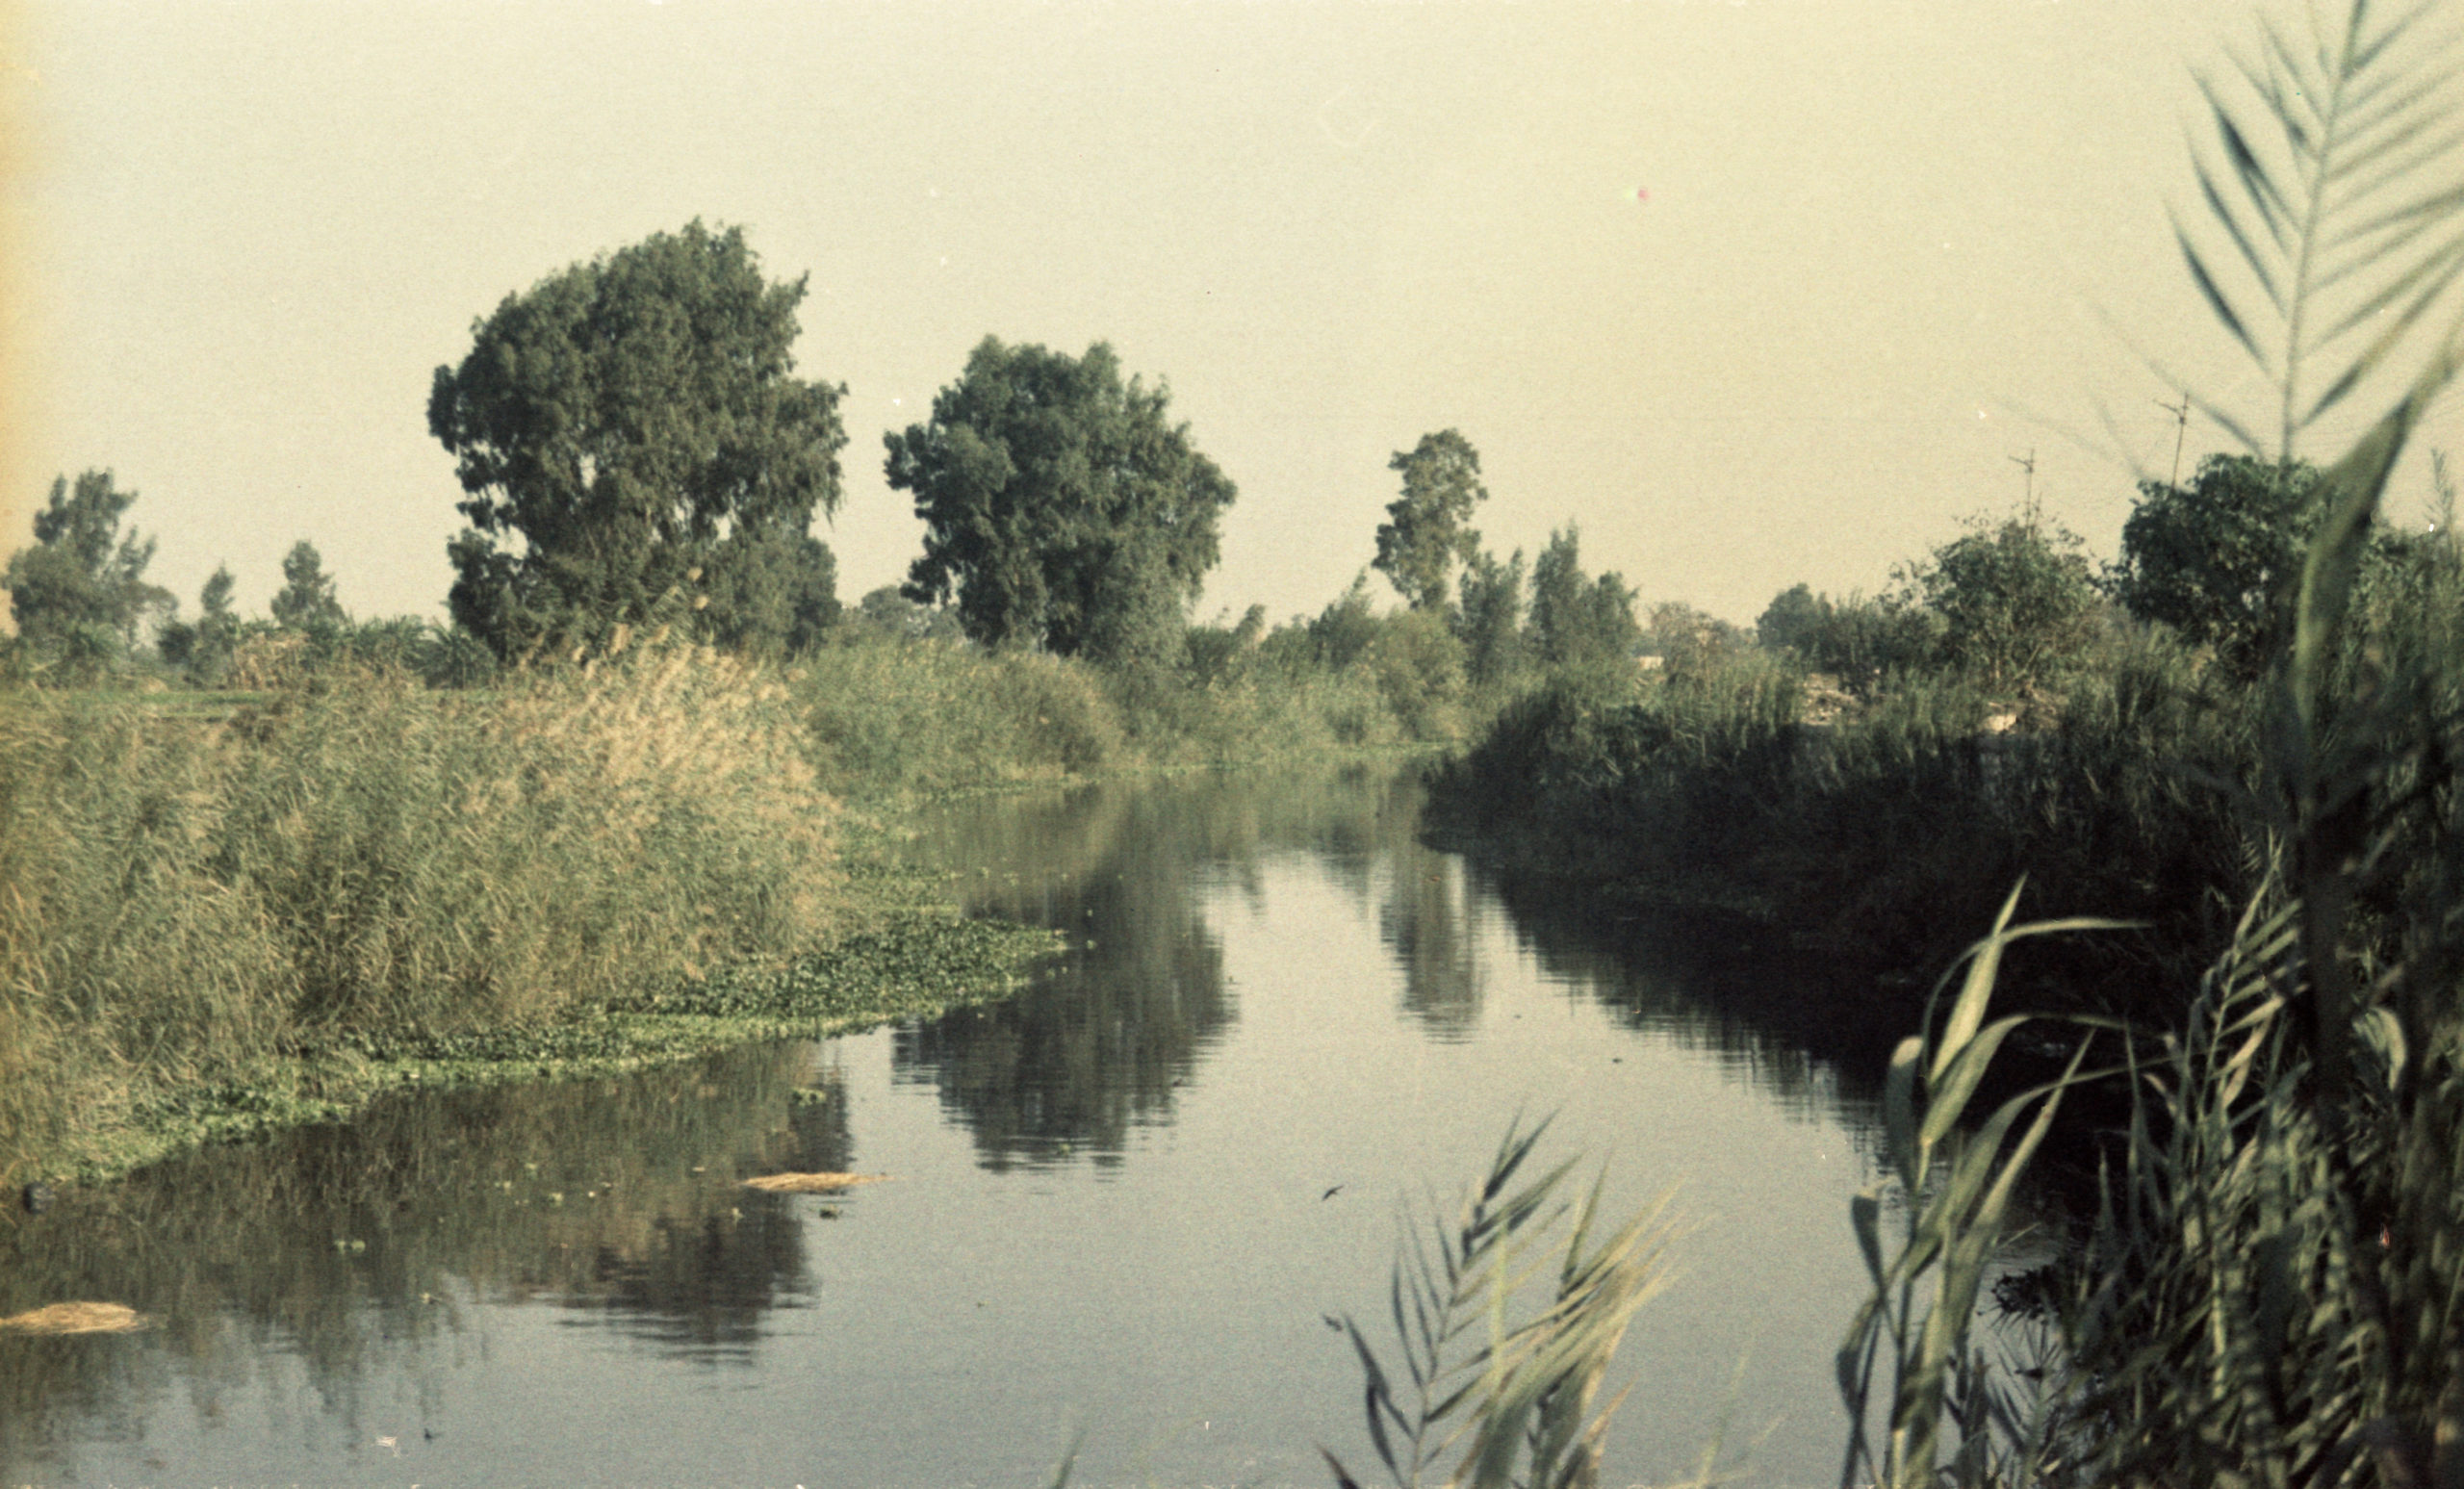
[2009, 449, 2040, 527]
[2156, 396, 2192, 485]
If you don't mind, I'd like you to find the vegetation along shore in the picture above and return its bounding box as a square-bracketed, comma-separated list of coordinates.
[6, 0, 2464, 1479]
[1, 227, 1648, 1193]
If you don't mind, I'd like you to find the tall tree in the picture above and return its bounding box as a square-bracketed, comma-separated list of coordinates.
[1454, 547, 1527, 686]
[428, 220, 847, 656]
[1902, 513, 2104, 690]
[1373, 430, 1487, 611]
[1527, 526, 1639, 669]
[3, 470, 173, 667]
[1756, 583, 1825, 656]
[888, 338, 1236, 664]
[270, 541, 348, 629]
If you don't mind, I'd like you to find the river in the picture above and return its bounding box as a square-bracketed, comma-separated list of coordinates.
[0, 763, 1927, 1489]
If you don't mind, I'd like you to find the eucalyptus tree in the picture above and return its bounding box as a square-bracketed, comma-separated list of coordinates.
[3, 470, 173, 670]
[270, 541, 347, 629]
[1373, 429, 1488, 612]
[888, 337, 1236, 665]
[1527, 526, 1639, 669]
[428, 221, 847, 657]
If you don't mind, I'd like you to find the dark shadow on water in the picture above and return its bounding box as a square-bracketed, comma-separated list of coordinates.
[0, 1040, 845, 1467]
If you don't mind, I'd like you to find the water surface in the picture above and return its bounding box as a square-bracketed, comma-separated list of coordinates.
[1, 764, 1907, 1488]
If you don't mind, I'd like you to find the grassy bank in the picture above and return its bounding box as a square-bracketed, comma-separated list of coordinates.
[0, 622, 1469, 1191]
[795, 626, 1460, 800]
[0, 648, 1060, 1190]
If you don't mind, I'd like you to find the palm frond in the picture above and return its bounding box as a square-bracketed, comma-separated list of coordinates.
[2176, 0, 2464, 460]
[1323, 1116, 1679, 1489]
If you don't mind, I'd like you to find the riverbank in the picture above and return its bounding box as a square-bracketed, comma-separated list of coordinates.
[1424, 635, 2261, 1019]
[0, 653, 1068, 1191]
[1, 633, 1457, 1194]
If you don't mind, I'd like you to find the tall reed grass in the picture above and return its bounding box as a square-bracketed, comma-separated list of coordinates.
[794, 632, 1417, 799]
[1398, 4, 2464, 1479]
[0, 646, 840, 1186]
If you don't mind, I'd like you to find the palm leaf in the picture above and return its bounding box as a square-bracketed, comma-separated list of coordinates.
[2176, 0, 2464, 461]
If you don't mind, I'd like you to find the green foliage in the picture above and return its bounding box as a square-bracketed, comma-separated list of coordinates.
[156, 566, 244, 685]
[2111, 453, 2321, 674]
[1360, 605, 1470, 741]
[1836, 889, 2105, 1489]
[1527, 526, 1641, 670]
[1373, 429, 1488, 612]
[1643, 601, 1747, 679]
[1455, 548, 1527, 688]
[429, 220, 847, 658]
[1831, 1, 2464, 1480]
[0, 647, 844, 1184]
[2170, 0, 2464, 462]
[211, 615, 500, 691]
[796, 622, 1425, 800]
[1325, 1117, 1676, 1489]
[888, 337, 1236, 665]
[1754, 583, 1824, 655]
[1183, 603, 1268, 686]
[2, 471, 173, 678]
[269, 541, 347, 630]
[1901, 514, 2106, 691]
[1756, 584, 1941, 694]
[1302, 573, 1383, 670]
[699, 529, 840, 655]
[848, 583, 963, 644]
[1431, 627, 2255, 992]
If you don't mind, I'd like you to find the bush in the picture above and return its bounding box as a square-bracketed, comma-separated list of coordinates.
[1900, 513, 2107, 691]
[1757, 586, 1942, 695]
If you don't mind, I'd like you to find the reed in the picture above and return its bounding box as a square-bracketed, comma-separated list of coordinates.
[0, 644, 842, 1186]
[794, 630, 1421, 801]
[1324, 1117, 1680, 1489]
[1835, 0, 2464, 1476]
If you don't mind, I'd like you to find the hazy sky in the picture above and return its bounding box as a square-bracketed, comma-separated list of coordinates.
[6, 0, 2459, 630]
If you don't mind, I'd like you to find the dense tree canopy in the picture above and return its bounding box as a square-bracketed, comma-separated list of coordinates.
[1755, 581, 1940, 694]
[698, 528, 839, 655]
[1454, 547, 1527, 686]
[888, 338, 1236, 664]
[158, 565, 243, 682]
[2110, 453, 2322, 675]
[1903, 513, 2104, 689]
[1756, 583, 1825, 656]
[3, 470, 172, 670]
[1373, 430, 1487, 611]
[428, 220, 847, 656]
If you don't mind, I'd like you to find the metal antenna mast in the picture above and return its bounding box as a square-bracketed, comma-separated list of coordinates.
[2009, 449, 2039, 527]
[2156, 396, 2192, 485]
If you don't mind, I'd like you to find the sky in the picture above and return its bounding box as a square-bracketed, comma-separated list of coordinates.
[4, 0, 2459, 632]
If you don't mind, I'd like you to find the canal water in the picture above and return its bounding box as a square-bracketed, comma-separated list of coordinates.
[0, 764, 1923, 1489]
